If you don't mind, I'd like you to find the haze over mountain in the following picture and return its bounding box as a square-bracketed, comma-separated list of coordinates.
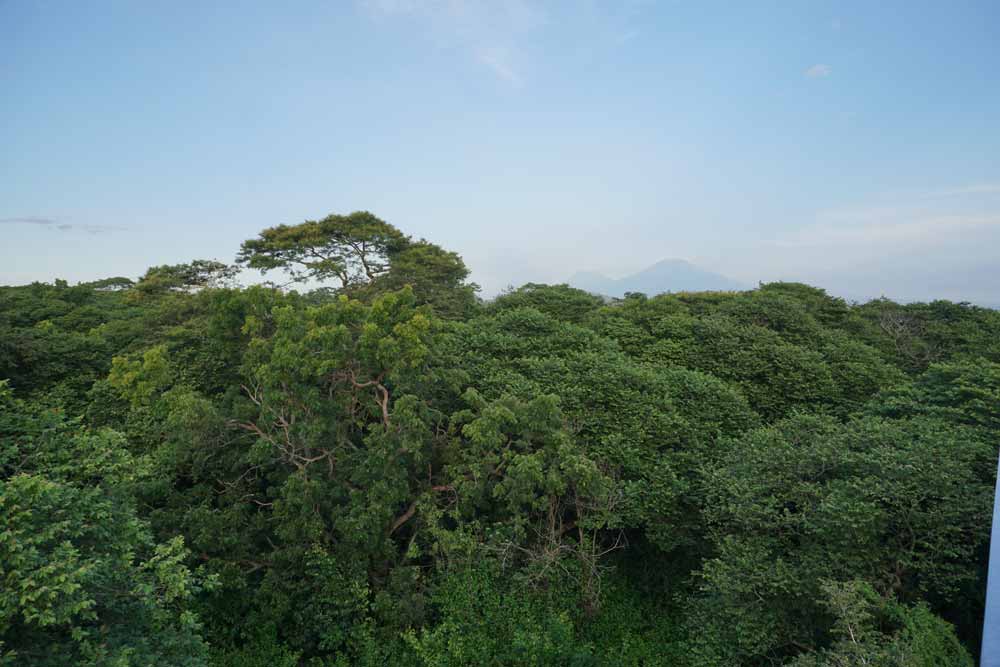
[568, 259, 744, 298]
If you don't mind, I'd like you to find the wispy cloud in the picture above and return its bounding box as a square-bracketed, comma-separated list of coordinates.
[616, 29, 639, 44]
[805, 63, 832, 78]
[923, 183, 1000, 198]
[768, 214, 1000, 249]
[360, 0, 544, 84]
[476, 47, 520, 85]
[360, 1, 651, 85]
[0, 216, 58, 226]
[363, 0, 422, 12]
[750, 197, 1000, 304]
[765, 182, 1000, 254]
[0, 216, 125, 235]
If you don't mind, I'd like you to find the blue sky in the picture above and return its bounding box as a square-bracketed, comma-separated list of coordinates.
[2, 1, 999, 303]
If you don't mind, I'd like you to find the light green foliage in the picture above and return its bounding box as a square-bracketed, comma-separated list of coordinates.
[239, 287, 434, 480]
[109, 345, 174, 407]
[0, 382, 212, 666]
[403, 562, 593, 667]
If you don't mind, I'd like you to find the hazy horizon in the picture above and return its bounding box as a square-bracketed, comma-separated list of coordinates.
[3, 1, 999, 305]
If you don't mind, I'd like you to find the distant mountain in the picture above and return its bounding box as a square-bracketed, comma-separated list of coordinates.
[567, 259, 744, 298]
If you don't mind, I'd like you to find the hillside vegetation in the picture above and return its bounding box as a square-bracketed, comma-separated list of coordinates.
[2, 212, 999, 666]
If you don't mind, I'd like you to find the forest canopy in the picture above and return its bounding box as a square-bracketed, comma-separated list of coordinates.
[2, 212, 998, 666]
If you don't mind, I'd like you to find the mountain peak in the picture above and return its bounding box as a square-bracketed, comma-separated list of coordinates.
[567, 259, 742, 298]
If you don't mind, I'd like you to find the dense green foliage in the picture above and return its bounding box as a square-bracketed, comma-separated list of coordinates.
[2, 212, 997, 665]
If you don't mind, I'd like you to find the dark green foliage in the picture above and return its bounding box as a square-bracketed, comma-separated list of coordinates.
[132, 261, 239, 298]
[755, 282, 851, 328]
[690, 414, 992, 664]
[849, 298, 1000, 371]
[3, 217, 999, 666]
[490, 283, 606, 324]
[373, 241, 480, 319]
[585, 287, 905, 421]
[788, 581, 972, 667]
[236, 212, 478, 318]
[236, 211, 408, 286]
[869, 358, 1000, 431]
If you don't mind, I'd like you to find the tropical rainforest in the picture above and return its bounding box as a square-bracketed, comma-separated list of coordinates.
[2, 211, 998, 667]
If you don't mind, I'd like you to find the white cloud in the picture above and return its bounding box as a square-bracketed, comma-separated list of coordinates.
[805, 63, 832, 78]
